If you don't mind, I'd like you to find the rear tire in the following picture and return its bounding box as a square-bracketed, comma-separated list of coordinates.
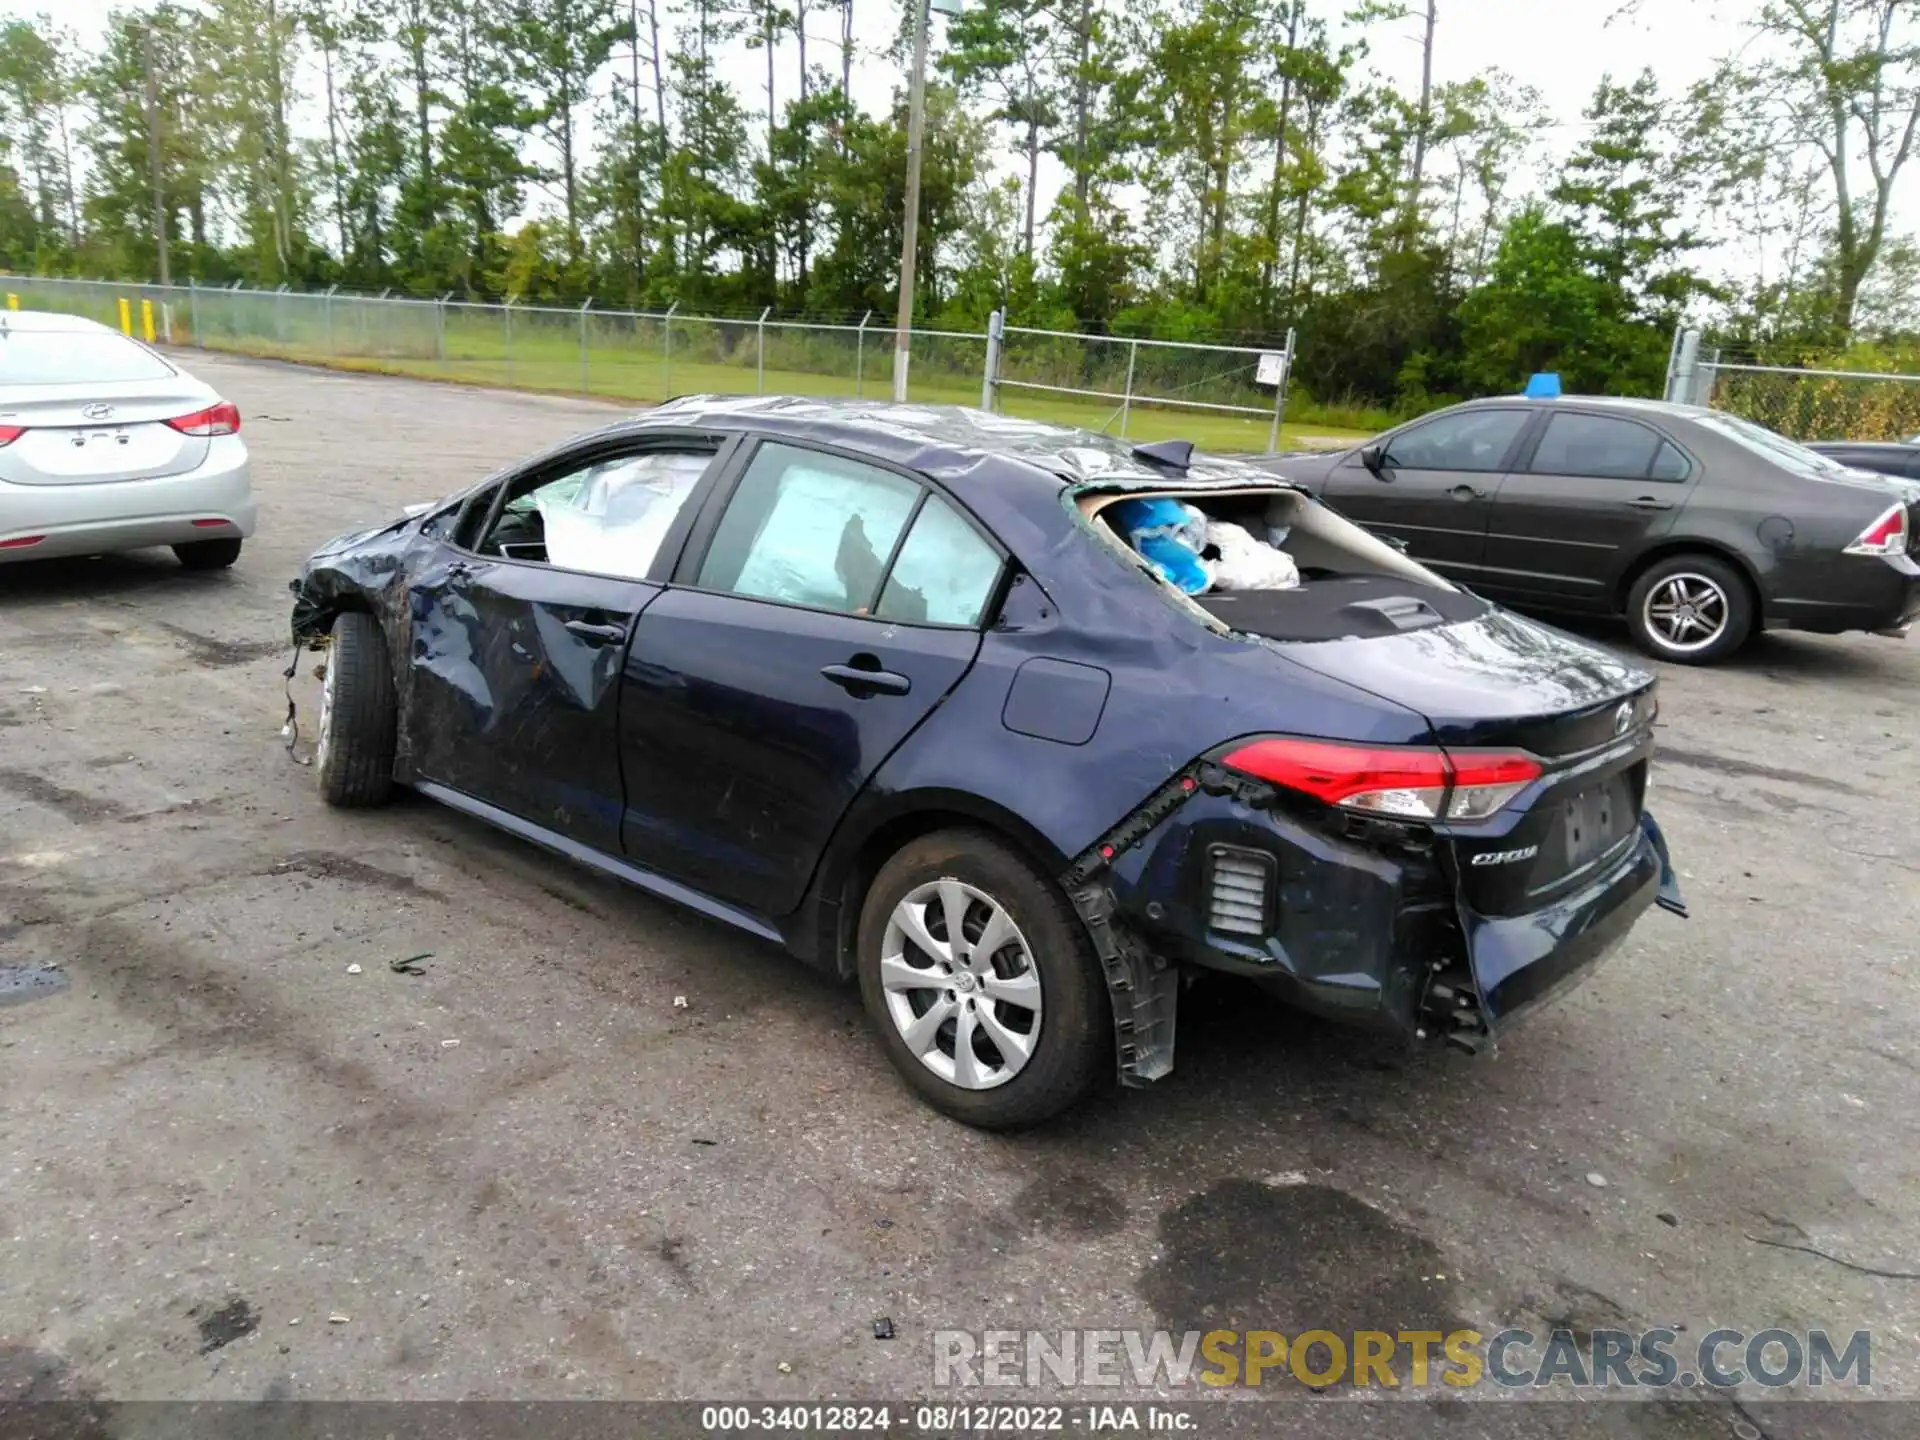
[1625, 553, 1753, 665]
[315, 611, 397, 808]
[173, 537, 242, 570]
[856, 828, 1109, 1129]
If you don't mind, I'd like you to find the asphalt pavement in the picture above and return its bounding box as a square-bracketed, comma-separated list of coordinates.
[1, 355, 1915, 1436]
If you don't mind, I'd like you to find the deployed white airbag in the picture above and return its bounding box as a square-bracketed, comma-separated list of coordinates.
[1205, 519, 1299, 590]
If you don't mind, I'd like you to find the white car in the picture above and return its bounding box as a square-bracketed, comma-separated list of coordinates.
[0, 310, 256, 567]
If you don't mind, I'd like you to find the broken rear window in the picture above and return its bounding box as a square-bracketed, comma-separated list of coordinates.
[1081, 484, 1484, 642]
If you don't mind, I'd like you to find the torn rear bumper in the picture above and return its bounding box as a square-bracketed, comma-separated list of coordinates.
[1071, 775, 1684, 1057]
[1456, 813, 1680, 1035]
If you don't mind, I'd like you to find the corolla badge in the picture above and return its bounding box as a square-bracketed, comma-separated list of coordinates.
[1471, 845, 1539, 866]
[82, 403, 115, 421]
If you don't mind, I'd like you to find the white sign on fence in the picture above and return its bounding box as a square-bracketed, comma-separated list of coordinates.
[1256, 350, 1289, 387]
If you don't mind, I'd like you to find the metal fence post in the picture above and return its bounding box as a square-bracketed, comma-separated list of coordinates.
[663, 301, 678, 396]
[856, 311, 872, 398]
[1667, 328, 1701, 405]
[1268, 327, 1296, 453]
[580, 298, 593, 393]
[503, 296, 514, 384]
[437, 293, 451, 363]
[1119, 336, 1139, 436]
[980, 309, 1005, 412]
[324, 284, 338, 356]
[188, 278, 199, 346]
[757, 305, 771, 393]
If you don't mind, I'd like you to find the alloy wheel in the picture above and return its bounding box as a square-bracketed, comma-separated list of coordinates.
[1643, 572, 1730, 654]
[879, 879, 1043, 1091]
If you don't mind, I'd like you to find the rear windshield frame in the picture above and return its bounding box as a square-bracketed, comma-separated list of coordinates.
[0, 328, 178, 387]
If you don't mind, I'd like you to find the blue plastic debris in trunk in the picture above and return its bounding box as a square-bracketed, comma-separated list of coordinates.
[1108, 497, 1212, 594]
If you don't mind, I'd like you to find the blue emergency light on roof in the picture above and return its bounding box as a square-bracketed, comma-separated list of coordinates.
[1524, 372, 1562, 398]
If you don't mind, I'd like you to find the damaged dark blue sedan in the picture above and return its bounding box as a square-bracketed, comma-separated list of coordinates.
[289, 398, 1687, 1128]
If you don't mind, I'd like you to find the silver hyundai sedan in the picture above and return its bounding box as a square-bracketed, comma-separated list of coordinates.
[0, 310, 256, 568]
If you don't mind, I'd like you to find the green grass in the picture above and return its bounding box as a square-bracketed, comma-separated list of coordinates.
[209, 334, 1366, 451]
[6, 281, 1372, 450]
[223, 307, 1367, 450]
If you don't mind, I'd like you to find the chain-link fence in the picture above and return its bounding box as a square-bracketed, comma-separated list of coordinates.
[2, 274, 1300, 451]
[995, 323, 1295, 450]
[1666, 328, 1920, 441]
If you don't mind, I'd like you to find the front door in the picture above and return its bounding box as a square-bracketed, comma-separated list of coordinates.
[1479, 411, 1693, 608]
[405, 441, 723, 851]
[1320, 406, 1534, 582]
[620, 439, 1007, 917]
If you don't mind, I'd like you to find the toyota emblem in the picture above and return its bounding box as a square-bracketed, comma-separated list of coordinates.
[82, 403, 115, 421]
[1613, 701, 1634, 736]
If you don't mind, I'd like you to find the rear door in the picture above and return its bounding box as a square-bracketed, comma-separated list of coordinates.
[404, 436, 726, 853]
[620, 438, 1006, 917]
[1479, 411, 1693, 607]
[1319, 407, 1533, 581]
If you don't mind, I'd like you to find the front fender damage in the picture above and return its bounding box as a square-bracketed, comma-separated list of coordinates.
[287, 518, 429, 773]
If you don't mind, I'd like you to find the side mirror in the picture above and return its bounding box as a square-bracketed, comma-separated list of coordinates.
[1360, 443, 1389, 476]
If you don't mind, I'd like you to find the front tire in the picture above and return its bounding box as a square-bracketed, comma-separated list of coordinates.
[315, 611, 398, 807]
[1625, 553, 1754, 664]
[174, 537, 242, 569]
[857, 829, 1109, 1129]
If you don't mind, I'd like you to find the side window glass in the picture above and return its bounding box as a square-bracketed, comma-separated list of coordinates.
[1529, 414, 1664, 480]
[698, 443, 921, 614]
[475, 449, 713, 578]
[876, 493, 1003, 626]
[1649, 441, 1691, 481]
[1384, 409, 1528, 472]
[454, 486, 503, 549]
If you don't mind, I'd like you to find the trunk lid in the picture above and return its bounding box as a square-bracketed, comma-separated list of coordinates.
[0, 382, 214, 485]
[1280, 607, 1657, 913]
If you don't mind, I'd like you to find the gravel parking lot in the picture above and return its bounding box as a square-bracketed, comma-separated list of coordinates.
[2, 355, 1916, 1433]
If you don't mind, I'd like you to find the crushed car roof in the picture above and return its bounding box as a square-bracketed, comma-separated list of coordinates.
[629, 393, 1293, 491]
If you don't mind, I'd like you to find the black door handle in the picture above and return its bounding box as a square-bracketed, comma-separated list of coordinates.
[1627, 496, 1674, 511]
[821, 662, 911, 697]
[1449, 483, 1484, 501]
[563, 619, 628, 643]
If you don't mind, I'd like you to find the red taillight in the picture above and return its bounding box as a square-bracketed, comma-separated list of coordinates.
[1220, 737, 1542, 822]
[0, 424, 22, 447]
[164, 402, 242, 437]
[0, 534, 45, 549]
[1844, 503, 1909, 557]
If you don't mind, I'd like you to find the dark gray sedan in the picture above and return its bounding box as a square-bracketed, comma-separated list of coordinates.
[1807, 435, 1920, 479]
[1258, 396, 1920, 663]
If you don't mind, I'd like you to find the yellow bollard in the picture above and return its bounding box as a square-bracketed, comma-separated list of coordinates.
[141, 298, 155, 344]
[4, 293, 17, 310]
[117, 297, 132, 335]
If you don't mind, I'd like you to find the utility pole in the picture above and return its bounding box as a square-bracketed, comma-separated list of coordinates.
[144, 21, 170, 287]
[891, 0, 932, 403]
[1404, 0, 1437, 246]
